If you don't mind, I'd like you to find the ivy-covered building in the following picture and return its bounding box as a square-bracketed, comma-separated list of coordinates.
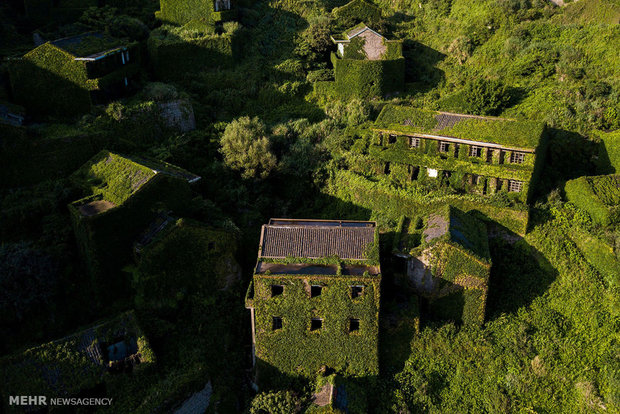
[395, 206, 491, 325]
[371, 105, 548, 204]
[0, 311, 155, 413]
[329, 23, 404, 98]
[133, 216, 241, 309]
[68, 151, 200, 302]
[245, 219, 381, 381]
[155, 0, 236, 26]
[8, 32, 139, 117]
[148, 23, 240, 81]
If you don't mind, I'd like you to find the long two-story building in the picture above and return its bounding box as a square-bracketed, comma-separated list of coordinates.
[370, 105, 548, 204]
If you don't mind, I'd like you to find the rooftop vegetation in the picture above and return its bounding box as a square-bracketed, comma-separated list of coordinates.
[375, 105, 546, 149]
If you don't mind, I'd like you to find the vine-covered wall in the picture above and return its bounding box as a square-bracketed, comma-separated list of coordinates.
[329, 169, 530, 235]
[331, 52, 405, 99]
[8, 43, 140, 117]
[252, 273, 380, 381]
[148, 28, 238, 80]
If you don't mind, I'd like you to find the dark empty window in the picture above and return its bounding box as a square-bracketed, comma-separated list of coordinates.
[349, 318, 360, 332]
[311, 285, 322, 297]
[439, 141, 450, 153]
[388, 134, 397, 144]
[271, 285, 283, 297]
[351, 286, 364, 299]
[470, 146, 482, 157]
[311, 318, 323, 331]
[207, 241, 215, 251]
[272, 317, 282, 330]
[486, 149, 494, 163]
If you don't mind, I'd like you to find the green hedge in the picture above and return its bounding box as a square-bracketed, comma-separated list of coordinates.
[329, 169, 529, 235]
[332, 52, 404, 99]
[253, 273, 380, 381]
[148, 26, 238, 80]
[565, 174, 620, 226]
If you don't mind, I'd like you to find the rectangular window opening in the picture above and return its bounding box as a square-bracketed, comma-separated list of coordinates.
[470, 146, 482, 157]
[351, 285, 364, 299]
[349, 318, 360, 332]
[486, 149, 494, 163]
[272, 317, 282, 330]
[310, 318, 323, 331]
[388, 134, 397, 144]
[310, 285, 322, 298]
[510, 152, 525, 164]
[409, 137, 420, 148]
[271, 285, 283, 297]
[439, 142, 450, 153]
[508, 180, 523, 193]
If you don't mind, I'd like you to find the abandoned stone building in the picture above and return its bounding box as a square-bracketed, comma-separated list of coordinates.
[8, 32, 139, 117]
[245, 219, 381, 380]
[329, 23, 405, 98]
[68, 151, 200, 301]
[0, 311, 155, 413]
[371, 105, 548, 204]
[393, 206, 491, 325]
[156, 0, 236, 26]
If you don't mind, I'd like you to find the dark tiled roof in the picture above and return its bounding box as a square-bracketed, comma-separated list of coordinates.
[434, 112, 493, 130]
[260, 220, 375, 260]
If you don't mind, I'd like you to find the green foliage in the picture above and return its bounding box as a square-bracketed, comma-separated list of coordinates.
[147, 24, 238, 80]
[332, 0, 382, 29]
[375, 104, 546, 149]
[329, 169, 529, 234]
[250, 390, 301, 414]
[8, 39, 140, 117]
[450, 78, 513, 116]
[156, 0, 220, 26]
[596, 130, 620, 174]
[253, 273, 381, 379]
[0, 311, 154, 405]
[565, 174, 620, 226]
[220, 116, 277, 179]
[331, 52, 405, 99]
[134, 219, 239, 309]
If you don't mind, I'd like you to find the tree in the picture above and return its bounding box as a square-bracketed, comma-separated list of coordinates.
[461, 78, 512, 115]
[220, 116, 277, 179]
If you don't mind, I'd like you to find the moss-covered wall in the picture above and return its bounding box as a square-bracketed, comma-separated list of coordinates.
[329, 169, 530, 235]
[331, 52, 404, 99]
[69, 174, 195, 303]
[252, 273, 380, 380]
[156, 0, 236, 26]
[148, 28, 237, 81]
[8, 43, 140, 117]
[427, 244, 490, 325]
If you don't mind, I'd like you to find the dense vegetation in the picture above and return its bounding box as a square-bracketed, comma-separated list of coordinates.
[0, 0, 618, 412]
